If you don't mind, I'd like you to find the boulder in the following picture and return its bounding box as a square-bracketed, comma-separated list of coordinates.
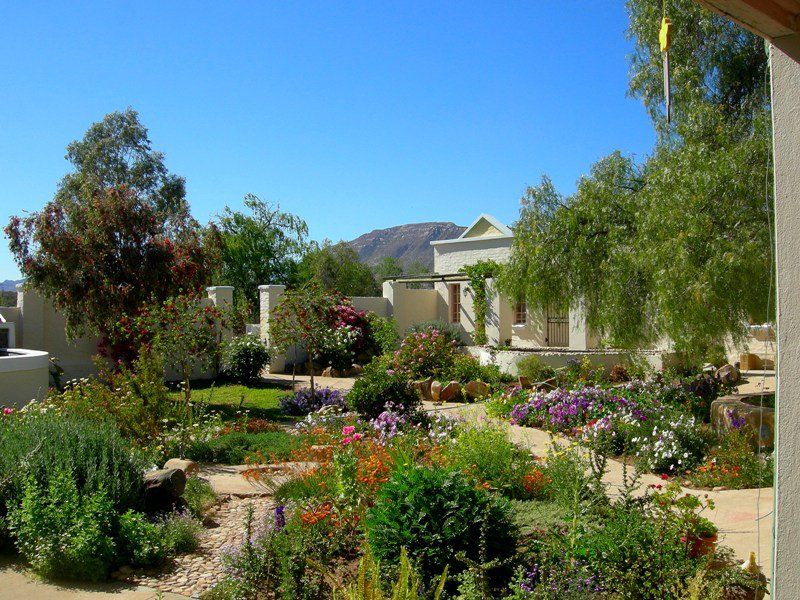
[739, 353, 764, 371]
[464, 380, 490, 400]
[430, 380, 443, 402]
[439, 381, 462, 402]
[143, 468, 186, 512]
[710, 394, 775, 449]
[316, 404, 343, 416]
[414, 377, 434, 401]
[322, 366, 333, 377]
[715, 364, 741, 386]
[163, 458, 199, 477]
[351, 363, 364, 376]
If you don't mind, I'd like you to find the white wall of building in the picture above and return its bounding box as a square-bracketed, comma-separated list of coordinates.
[771, 46, 800, 597]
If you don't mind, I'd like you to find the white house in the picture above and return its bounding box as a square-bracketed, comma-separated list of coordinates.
[382, 213, 598, 350]
[261, 213, 600, 372]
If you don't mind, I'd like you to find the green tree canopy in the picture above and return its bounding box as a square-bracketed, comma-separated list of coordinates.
[499, 0, 774, 360]
[214, 194, 308, 316]
[58, 108, 188, 215]
[5, 111, 215, 346]
[373, 256, 404, 281]
[298, 241, 380, 297]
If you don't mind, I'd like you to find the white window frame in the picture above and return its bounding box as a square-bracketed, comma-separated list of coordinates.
[513, 301, 527, 326]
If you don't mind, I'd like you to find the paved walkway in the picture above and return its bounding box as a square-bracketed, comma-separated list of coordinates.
[429, 401, 774, 580]
[0, 557, 184, 600]
[261, 373, 357, 392]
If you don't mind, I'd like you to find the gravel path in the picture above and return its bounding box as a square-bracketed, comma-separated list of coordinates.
[116, 495, 274, 598]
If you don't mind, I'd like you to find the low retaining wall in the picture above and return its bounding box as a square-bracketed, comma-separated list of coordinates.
[0, 348, 50, 408]
[468, 347, 663, 376]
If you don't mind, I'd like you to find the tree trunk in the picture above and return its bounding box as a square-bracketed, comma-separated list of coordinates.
[308, 358, 315, 400]
[182, 363, 191, 406]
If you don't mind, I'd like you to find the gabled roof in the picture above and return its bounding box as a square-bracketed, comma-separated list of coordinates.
[430, 213, 513, 247]
[458, 213, 513, 239]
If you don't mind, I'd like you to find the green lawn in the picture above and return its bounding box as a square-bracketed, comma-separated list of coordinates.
[174, 380, 293, 422]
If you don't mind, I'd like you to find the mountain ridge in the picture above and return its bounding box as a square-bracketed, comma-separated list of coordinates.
[348, 222, 466, 271]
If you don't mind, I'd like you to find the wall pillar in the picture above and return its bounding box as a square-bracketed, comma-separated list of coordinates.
[16, 283, 44, 350]
[259, 284, 287, 373]
[771, 46, 800, 598]
[568, 304, 589, 350]
[207, 286, 234, 344]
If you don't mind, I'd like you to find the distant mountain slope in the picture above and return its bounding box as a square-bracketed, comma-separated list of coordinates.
[349, 222, 466, 271]
[0, 279, 22, 292]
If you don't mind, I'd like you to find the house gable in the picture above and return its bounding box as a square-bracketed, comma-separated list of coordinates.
[458, 214, 513, 239]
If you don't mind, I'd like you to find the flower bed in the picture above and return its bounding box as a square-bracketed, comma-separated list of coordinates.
[205, 404, 766, 599]
[489, 378, 772, 486]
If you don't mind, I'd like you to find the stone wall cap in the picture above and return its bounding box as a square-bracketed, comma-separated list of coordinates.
[207, 286, 234, 291]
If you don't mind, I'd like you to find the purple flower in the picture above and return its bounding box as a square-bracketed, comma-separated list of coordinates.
[280, 386, 347, 415]
[274, 505, 286, 532]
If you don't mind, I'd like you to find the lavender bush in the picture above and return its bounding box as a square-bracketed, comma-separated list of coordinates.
[279, 386, 347, 416]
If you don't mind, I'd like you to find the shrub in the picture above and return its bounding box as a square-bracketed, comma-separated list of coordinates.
[117, 510, 168, 567]
[280, 386, 347, 416]
[184, 430, 304, 464]
[42, 351, 172, 442]
[609, 363, 631, 383]
[347, 357, 419, 419]
[219, 509, 329, 600]
[221, 335, 270, 383]
[0, 412, 147, 519]
[392, 329, 460, 380]
[445, 353, 511, 387]
[366, 313, 400, 354]
[406, 320, 463, 346]
[117, 512, 201, 567]
[443, 426, 545, 499]
[689, 427, 773, 489]
[7, 469, 117, 581]
[634, 409, 715, 474]
[366, 465, 517, 586]
[184, 477, 217, 519]
[516, 355, 557, 383]
[161, 514, 202, 554]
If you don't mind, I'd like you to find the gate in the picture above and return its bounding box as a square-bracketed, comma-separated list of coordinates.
[545, 307, 569, 347]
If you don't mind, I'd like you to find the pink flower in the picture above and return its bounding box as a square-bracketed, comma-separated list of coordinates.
[353, 433, 363, 441]
[341, 436, 353, 445]
[2, 407, 13, 415]
[386, 369, 395, 376]
[342, 425, 356, 436]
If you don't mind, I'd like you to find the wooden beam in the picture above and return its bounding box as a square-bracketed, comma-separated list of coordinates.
[698, 0, 800, 61]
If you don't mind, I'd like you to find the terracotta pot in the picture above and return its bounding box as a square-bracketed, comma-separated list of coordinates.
[682, 533, 718, 558]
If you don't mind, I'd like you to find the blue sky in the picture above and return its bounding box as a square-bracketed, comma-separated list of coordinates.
[0, 1, 656, 280]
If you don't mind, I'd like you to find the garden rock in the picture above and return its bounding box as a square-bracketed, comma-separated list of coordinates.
[439, 381, 461, 402]
[143, 468, 186, 512]
[322, 366, 341, 378]
[464, 380, 490, 400]
[715, 364, 741, 385]
[163, 458, 199, 477]
[710, 393, 775, 449]
[430, 380, 443, 402]
[414, 377, 434, 401]
[316, 404, 343, 415]
[351, 363, 364, 375]
[739, 353, 764, 371]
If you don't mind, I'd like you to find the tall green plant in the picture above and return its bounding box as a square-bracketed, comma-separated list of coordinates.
[461, 261, 499, 346]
